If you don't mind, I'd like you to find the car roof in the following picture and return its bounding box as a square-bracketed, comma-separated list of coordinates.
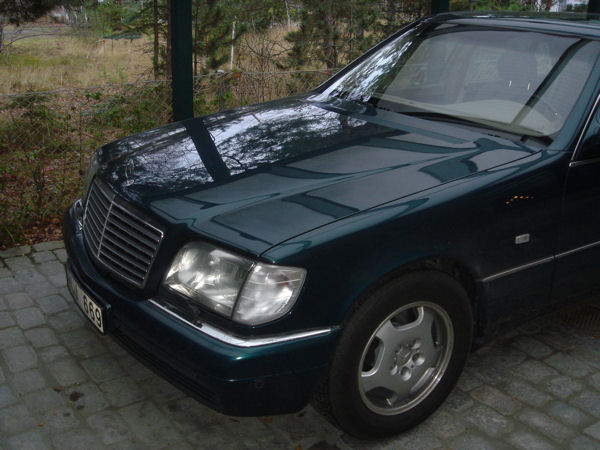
[434, 12, 600, 38]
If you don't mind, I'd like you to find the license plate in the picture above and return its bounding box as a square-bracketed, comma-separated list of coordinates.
[67, 269, 105, 334]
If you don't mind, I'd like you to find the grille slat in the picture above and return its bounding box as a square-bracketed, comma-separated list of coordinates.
[83, 180, 163, 288]
[110, 206, 163, 243]
[105, 213, 161, 252]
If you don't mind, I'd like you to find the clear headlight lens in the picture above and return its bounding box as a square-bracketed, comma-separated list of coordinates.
[163, 242, 306, 325]
[164, 242, 253, 317]
[233, 263, 306, 325]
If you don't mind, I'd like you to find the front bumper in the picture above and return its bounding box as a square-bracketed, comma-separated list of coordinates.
[63, 201, 339, 416]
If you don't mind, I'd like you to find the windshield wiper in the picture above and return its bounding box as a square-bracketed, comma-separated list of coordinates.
[403, 111, 553, 146]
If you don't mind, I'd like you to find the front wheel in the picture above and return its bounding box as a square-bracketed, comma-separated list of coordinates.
[314, 271, 473, 438]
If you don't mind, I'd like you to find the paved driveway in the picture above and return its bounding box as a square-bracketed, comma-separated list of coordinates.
[0, 241, 599, 449]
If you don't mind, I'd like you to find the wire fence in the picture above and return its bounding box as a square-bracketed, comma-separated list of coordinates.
[0, 69, 334, 246]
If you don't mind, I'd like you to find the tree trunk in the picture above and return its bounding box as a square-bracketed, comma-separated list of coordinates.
[193, 0, 199, 77]
[152, 0, 159, 79]
[0, 15, 5, 55]
[166, 0, 172, 79]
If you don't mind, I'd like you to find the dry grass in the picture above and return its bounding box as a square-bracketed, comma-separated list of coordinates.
[0, 33, 153, 94]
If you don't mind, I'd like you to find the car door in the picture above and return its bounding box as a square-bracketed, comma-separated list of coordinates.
[553, 98, 600, 302]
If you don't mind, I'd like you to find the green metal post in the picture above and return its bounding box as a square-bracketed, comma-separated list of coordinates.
[431, 0, 449, 14]
[590, 0, 600, 14]
[170, 0, 194, 121]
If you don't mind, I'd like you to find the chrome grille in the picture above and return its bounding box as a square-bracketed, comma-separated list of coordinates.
[83, 179, 163, 288]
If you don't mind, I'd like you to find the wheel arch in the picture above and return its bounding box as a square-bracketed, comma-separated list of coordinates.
[339, 256, 483, 346]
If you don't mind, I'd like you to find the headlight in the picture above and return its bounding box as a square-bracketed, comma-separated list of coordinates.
[82, 152, 100, 202]
[163, 242, 306, 325]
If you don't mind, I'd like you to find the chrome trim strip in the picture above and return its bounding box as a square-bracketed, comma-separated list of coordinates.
[556, 239, 600, 259]
[481, 256, 554, 283]
[572, 92, 600, 162]
[482, 239, 600, 283]
[569, 157, 600, 168]
[149, 299, 334, 348]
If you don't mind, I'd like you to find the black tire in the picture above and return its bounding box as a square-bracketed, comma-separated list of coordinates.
[313, 270, 473, 438]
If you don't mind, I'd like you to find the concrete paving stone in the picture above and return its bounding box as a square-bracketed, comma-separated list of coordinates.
[504, 379, 552, 408]
[442, 389, 474, 413]
[569, 435, 600, 450]
[24, 281, 59, 300]
[506, 430, 558, 450]
[572, 390, 600, 418]
[39, 345, 69, 364]
[14, 307, 45, 329]
[51, 429, 104, 450]
[469, 359, 514, 385]
[511, 335, 554, 359]
[547, 400, 592, 427]
[589, 372, 600, 391]
[100, 376, 145, 408]
[87, 410, 131, 445]
[220, 417, 293, 450]
[569, 347, 600, 371]
[105, 336, 128, 357]
[0, 245, 30, 259]
[49, 359, 88, 387]
[23, 387, 65, 412]
[11, 369, 46, 395]
[390, 426, 443, 449]
[7, 430, 49, 450]
[2, 345, 38, 372]
[118, 401, 183, 446]
[37, 261, 65, 277]
[0, 385, 17, 408]
[36, 294, 69, 315]
[139, 375, 185, 403]
[449, 433, 499, 450]
[0, 267, 12, 278]
[47, 272, 67, 288]
[81, 355, 125, 383]
[0, 278, 24, 295]
[519, 409, 574, 442]
[4, 292, 34, 310]
[456, 370, 483, 392]
[32, 251, 57, 264]
[0, 404, 36, 435]
[0, 311, 16, 328]
[13, 268, 46, 286]
[33, 241, 63, 252]
[25, 327, 58, 348]
[424, 410, 466, 440]
[471, 385, 521, 416]
[47, 310, 85, 333]
[544, 353, 592, 378]
[3, 257, 33, 271]
[119, 356, 154, 382]
[42, 406, 80, 433]
[464, 405, 515, 437]
[536, 331, 582, 352]
[583, 421, 600, 440]
[0, 327, 26, 350]
[61, 329, 107, 359]
[53, 249, 67, 263]
[543, 376, 584, 399]
[162, 398, 224, 433]
[65, 383, 110, 415]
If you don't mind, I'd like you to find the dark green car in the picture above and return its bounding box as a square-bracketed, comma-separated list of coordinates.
[64, 12, 600, 437]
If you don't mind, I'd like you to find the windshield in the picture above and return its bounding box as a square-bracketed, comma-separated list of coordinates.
[319, 22, 600, 140]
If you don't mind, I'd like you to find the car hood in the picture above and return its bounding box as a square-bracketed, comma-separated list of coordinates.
[97, 94, 541, 256]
